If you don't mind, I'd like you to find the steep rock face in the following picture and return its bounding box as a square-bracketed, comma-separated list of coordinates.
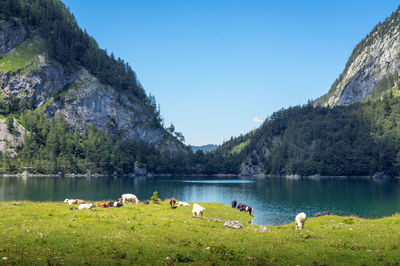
[0, 63, 75, 107]
[0, 17, 184, 152]
[47, 68, 166, 145]
[318, 8, 400, 106]
[0, 19, 27, 54]
[0, 118, 25, 157]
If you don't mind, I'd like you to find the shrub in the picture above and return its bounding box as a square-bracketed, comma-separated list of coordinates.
[151, 191, 160, 204]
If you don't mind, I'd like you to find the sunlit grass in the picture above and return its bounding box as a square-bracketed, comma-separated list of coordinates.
[0, 201, 399, 265]
[0, 37, 45, 75]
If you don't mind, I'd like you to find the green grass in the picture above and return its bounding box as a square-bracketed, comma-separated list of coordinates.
[0, 201, 399, 265]
[0, 38, 45, 75]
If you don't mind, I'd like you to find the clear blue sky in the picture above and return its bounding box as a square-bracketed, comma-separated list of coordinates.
[62, 0, 399, 146]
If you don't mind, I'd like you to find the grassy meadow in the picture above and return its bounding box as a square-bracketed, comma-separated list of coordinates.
[0, 201, 399, 265]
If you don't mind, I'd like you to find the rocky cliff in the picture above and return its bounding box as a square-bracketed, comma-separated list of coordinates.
[0, 18, 185, 155]
[317, 7, 400, 107]
[0, 18, 27, 54]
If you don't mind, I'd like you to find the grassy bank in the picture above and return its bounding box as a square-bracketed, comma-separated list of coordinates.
[0, 201, 399, 265]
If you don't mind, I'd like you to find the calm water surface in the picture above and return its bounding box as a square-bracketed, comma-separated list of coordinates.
[1, 176, 400, 225]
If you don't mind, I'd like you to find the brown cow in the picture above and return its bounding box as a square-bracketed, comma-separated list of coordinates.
[169, 198, 177, 209]
[323, 211, 331, 216]
[98, 201, 109, 208]
[314, 212, 321, 218]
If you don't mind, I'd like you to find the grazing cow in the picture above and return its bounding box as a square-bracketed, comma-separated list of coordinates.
[245, 206, 254, 215]
[231, 200, 237, 208]
[237, 203, 246, 211]
[98, 201, 109, 208]
[176, 201, 190, 207]
[78, 202, 96, 210]
[64, 199, 85, 205]
[323, 211, 331, 216]
[169, 198, 177, 209]
[114, 200, 124, 207]
[295, 212, 307, 230]
[314, 212, 321, 218]
[64, 199, 77, 205]
[121, 194, 139, 204]
[192, 203, 205, 218]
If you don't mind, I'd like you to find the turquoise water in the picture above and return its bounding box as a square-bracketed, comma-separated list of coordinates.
[1, 176, 400, 225]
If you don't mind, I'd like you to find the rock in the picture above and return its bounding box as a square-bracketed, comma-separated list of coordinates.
[372, 172, 392, 179]
[0, 62, 75, 107]
[134, 161, 147, 176]
[0, 118, 25, 156]
[0, 19, 27, 54]
[259, 225, 271, 232]
[285, 174, 301, 179]
[224, 220, 243, 229]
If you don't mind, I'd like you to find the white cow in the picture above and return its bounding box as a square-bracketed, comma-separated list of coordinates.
[121, 194, 139, 204]
[64, 199, 76, 205]
[177, 201, 190, 207]
[192, 203, 205, 218]
[78, 203, 96, 210]
[295, 212, 307, 230]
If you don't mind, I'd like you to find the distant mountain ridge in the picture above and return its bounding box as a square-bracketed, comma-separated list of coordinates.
[191, 144, 219, 153]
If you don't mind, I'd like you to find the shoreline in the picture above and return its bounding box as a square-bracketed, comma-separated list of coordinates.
[0, 172, 399, 179]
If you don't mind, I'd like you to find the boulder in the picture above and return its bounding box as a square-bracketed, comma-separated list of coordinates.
[224, 220, 243, 229]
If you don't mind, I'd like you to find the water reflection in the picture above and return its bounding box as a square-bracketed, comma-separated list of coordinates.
[0, 176, 400, 225]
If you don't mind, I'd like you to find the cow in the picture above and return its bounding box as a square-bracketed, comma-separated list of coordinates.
[231, 200, 237, 208]
[64, 199, 77, 205]
[98, 201, 109, 208]
[192, 203, 205, 218]
[176, 201, 190, 207]
[237, 203, 246, 211]
[78, 203, 96, 210]
[121, 194, 139, 204]
[245, 206, 254, 215]
[295, 212, 307, 230]
[169, 198, 177, 209]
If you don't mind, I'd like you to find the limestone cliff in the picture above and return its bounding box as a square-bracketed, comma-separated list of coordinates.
[317, 7, 400, 106]
[0, 18, 186, 155]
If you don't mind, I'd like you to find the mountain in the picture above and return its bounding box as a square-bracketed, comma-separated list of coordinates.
[211, 5, 400, 177]
[191, 144, 219, 153]
[317, 6, 400, 107]
[0, 0, 187, 174]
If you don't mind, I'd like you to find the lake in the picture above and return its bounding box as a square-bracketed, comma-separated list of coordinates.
[1, 175, 400, 225]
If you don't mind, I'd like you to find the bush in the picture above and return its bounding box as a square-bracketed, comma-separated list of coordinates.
[151, 191, 160, 204]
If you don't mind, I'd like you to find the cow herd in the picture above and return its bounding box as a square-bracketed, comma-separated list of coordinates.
[64, 195, 329, 230]
[231, 200, 254, 215]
